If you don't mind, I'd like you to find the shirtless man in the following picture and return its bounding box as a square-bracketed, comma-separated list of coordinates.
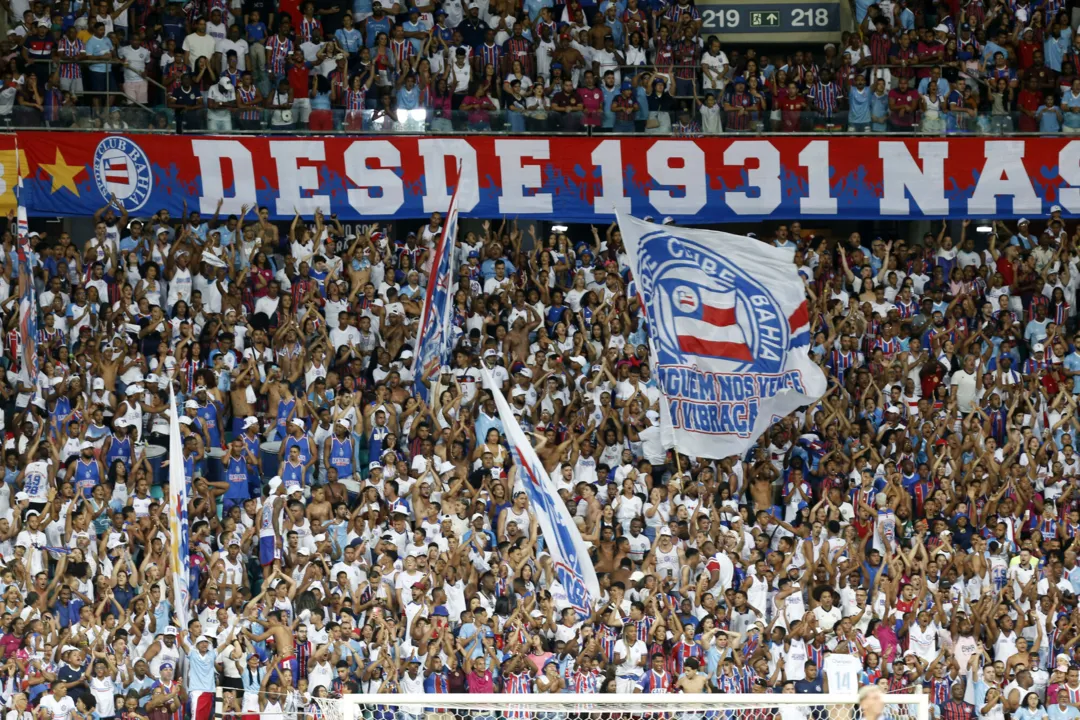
[229, 357, 259, 430]
[676, 657, 710, 693]
[748, 458, 779, 516]
[306, 484, 333, 524]
[506, 308, 541, 364]
[242, 611, 296, 684]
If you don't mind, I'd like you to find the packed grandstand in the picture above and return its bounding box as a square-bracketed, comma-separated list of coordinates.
[3, 0, 1080, 716]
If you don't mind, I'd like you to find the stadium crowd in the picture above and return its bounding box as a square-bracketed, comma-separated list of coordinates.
[6, 0, 1080, 132]
[4, 201, 1080, 720]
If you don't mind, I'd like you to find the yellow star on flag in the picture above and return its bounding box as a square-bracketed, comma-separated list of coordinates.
[40, 148, 85, 196]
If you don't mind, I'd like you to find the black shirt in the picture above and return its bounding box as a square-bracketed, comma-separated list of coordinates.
[171, 84, 201, 109]
[243, 0, 274, 22]
[794, 677, 824, 694]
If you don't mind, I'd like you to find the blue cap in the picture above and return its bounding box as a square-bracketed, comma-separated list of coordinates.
[468, 250, 479, 258]
[432, 606, 449, 617]
[797, 501, 809, 510]
[734, 76, 746, 84]
[551, 62, 563, 69]
[621, 80, 632, 90]
[435, 9, 446, 15]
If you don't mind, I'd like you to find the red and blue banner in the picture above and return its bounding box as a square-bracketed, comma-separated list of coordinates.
[12, 132, 1080, 221]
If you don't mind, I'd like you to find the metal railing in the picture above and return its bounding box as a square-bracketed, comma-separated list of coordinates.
[26, 56, 169, 103]
[1, 105, 1053, 136]
[1, 58, 1055, 136]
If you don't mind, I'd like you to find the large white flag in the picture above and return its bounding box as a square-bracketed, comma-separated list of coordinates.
[167, 387, 191, 631]
[618, 213, 826, 459]
[480, 368, 600, 616]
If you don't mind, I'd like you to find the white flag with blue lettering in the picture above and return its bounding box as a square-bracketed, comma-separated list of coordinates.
[480, 368, 600, 616]
[618, 213, 827, 460]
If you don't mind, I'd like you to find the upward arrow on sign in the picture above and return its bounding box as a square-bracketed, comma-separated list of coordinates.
[766, 11, 779, 21]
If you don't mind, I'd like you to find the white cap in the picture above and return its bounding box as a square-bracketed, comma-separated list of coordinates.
[164, 626, 178, 635]
[80, 441, 94, 451]
[179, 417, 193, 426]
[196, 635, 210, 645]
[93, 378, 105, 390]
[1019, 217, 1030, 225]
[483, 349, 498, 358]
[291, 418, 306, 428]
[569, 356, 587, 365]
[126, 385, 143, 395]
[1034, 342, 1046, 352]
[115, 418, 129, 428]
[518, 367, 533, 378]
[629, 571, 645, 581]
[659, 526, 672, 536]
[646, 410, 660, 423]
[185, 400, 199, 409]
[1051, 204, 1063, 213]
[298, 547, 311, 556]
[933, 23, 949, 32]
[337, 419, 350, 429]
[243, 416, 259, 429]
[511, 387, 527, 397]
[268, 476, 282, 492]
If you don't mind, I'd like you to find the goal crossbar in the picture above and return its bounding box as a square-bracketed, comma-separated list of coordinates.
[323, 693, 929, 720]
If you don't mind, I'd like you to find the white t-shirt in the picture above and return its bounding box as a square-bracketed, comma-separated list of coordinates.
[39, 695, 76, 720]
[950, 368, 978, 411]
[215, 38, 249, 69]
[909, 622, 939, 662]
[701, 50, 729, 90]
[614, 639, 647, 677]
[118, 44, 151, 83]
[813, 605, 843, 632]
[823, 653, 862, 693]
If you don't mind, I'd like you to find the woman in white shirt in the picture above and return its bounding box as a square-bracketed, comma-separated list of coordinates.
[611, 478, 644, 534]
[642, 486, 670, 541]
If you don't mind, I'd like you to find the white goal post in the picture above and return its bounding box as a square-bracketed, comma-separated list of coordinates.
[313, 693, 930, 720]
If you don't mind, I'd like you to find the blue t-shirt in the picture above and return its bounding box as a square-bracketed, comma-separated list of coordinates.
[848, 86, 871, 124]
[86, 35, 114, 73]
[1039, 105, 1062, 133]
[335, 26, 362, 52]
[246, 21, 268, 42]
[1049, 706, 1080, 720]
[1063, 91, 1080, 128]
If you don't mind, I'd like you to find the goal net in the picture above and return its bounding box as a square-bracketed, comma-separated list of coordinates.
[312, 693, 929, 720]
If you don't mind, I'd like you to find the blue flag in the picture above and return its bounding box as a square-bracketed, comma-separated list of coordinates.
[480, 368, 599, 617]
[412, 181, 462, 402]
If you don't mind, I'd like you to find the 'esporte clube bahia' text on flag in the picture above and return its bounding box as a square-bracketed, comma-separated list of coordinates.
[617, 213, 826, 460]
[481, 368, 600, 616]
[412, 174, 462, 403]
